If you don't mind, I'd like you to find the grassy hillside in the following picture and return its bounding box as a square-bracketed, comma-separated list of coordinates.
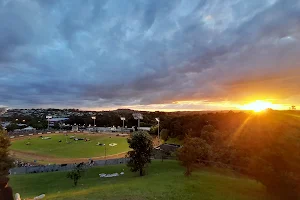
[11, 134, 129, 158]
[9, 160, 269, 200]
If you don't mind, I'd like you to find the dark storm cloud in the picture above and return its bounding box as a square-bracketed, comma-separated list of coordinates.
[0, 0, 300, 109]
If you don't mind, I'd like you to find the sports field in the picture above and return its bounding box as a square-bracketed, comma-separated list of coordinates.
[9, 160, 269, 200]
[10, 134, 130, 162]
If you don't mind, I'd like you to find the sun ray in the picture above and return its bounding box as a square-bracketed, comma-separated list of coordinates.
[228, 114, 253, 145]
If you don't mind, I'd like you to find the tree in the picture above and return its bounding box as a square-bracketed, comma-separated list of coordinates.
[160, 129, 169, 141]
[0, 129, 14, 183]
[127, 131, 153, 176]
[149, 125, 158, 135]
[66, 164, 84, 186]
[177, 136, 211, 176]
[201, 124, 215, 133]
[247, 142, 300, 199]
[5, 123, 19, 132]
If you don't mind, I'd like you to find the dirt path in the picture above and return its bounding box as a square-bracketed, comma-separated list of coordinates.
[10, 132, 126, 141]
[10, 149, 128, 164]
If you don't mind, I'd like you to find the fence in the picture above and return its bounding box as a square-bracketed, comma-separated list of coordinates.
[10, 158, 129, 175]
[8, 130, 128, 139]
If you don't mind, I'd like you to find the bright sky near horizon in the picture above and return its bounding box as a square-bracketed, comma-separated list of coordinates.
[1, 0, 300, 111]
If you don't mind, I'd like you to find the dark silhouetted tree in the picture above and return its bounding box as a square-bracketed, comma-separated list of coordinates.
[0, 129, 14, 183]
[127, 131, 153, 176]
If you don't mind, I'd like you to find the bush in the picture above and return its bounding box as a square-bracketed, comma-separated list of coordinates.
[66, 164, 84, 186]
[160, 129, 169, 141]
[149, 125, 158, 135]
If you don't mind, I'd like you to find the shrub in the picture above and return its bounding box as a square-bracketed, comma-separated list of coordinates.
[66, 164, 84, 186]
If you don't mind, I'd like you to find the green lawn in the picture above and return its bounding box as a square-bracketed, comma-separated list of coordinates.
[11, 134, 130, 158]
[165, 137, 183, 145]
[9, 160, 270, 200]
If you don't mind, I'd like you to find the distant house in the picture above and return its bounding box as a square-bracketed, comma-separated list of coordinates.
[48, 118, 69, 127]
[72, 125, 79, 131]
[22, 126, 36, 132]
[17, 124, 27, 127]
[137, 127, 151, 131]
[1, 122, 10, 128]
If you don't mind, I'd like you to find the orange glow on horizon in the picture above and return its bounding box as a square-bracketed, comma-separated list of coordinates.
[79, 100, 289, 112]
[239, 100, 283, 112]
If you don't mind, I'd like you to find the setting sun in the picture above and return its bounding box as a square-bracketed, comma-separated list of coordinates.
[241, 100, 273, 112]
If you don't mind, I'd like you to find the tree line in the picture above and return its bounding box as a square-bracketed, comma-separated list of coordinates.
[172, 110, 300, 199]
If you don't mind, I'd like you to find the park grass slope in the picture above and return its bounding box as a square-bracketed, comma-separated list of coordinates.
[9, 160, 270, 200]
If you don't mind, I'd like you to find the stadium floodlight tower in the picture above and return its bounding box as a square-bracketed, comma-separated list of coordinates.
[132, 113, 143, 129]
[120, 117, 126, 133]
[46, 115, 52, 130]
[155, 118, 160, 139]
[0, 107, 7, 115]
[91, 116, 96, 127]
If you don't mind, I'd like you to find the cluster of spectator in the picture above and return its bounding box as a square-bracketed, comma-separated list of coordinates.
[88, 159, 95, 166]
[13, 160, 42, 168]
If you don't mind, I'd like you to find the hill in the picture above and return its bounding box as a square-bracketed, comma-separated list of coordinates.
[9, 160, 269, 200]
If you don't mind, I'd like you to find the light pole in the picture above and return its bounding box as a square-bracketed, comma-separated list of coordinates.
[132, 113, 143, 130]
[120, 117, 125, 133]
[46, 116, 52, 130]
[155, 118, 160, 141]
[91, 116, 96, 127]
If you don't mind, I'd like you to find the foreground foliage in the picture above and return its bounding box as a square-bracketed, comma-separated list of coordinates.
[0, 129, 14, 182]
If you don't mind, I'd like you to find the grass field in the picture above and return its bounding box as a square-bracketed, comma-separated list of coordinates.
[165, 137, 183, 145]
[10, 134, 130, 158]
[9, 160, 270, 200]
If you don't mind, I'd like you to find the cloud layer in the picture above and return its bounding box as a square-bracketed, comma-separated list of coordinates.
[1, 0, 300, 110]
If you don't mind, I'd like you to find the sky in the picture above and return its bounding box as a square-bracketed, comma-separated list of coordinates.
[1, 0, 300, 111]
